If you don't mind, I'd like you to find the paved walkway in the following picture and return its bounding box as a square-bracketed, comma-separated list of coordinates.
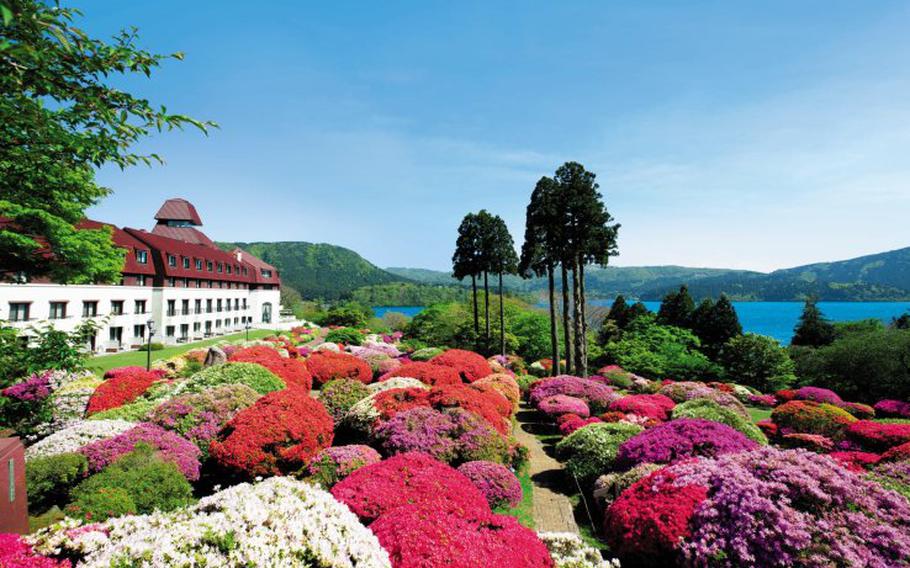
[514, 402, 580, 533]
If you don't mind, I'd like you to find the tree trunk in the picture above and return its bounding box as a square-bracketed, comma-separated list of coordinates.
[578, 260, 588, 376]
[498, 270, 505, 356]
[547, 263, 559, 376]
[572, 256, 583, 376]
[471, 273, 479, 336]
[483, 270, 490, 343]
[561, 263, 573, 373]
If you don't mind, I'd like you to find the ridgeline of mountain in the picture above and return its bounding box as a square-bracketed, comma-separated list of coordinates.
[389, 247, 910, 301]
[218, 241, 407, 300]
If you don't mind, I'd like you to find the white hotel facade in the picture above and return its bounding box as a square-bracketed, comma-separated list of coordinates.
[0, 199, 283, 353]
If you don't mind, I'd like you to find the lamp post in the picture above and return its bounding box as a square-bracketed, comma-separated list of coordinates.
[145, 318, 156, 371]
[244, 321, 251, 341]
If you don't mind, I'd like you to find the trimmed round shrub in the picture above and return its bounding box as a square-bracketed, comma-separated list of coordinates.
[557, 414, 602, 436]
[324, 327, 365, 346]
[374, 407, 508, 464]
[410, 347, 444, 362]
[555, 422, 644, 481]
[427, 384, 509, 435]
[79, 422, 202, 481]
[469, 382, 513, 417]
[770, 400, 857, 439]
[658, 381, 716, 402]
[847, 420, 910, 451]
[529, 376, 619, 414]
[429, 349, 493, 383]
[379, 361, 461, 386]
[780, 432, 835, 453]
[66, 486, 138, 522]
[875, 399, 910, 419]
[671, 398, 768, 444]
[456, 460, 522, 508]
[370, 505, 552, 568]
[210, 389, 334, 476]
[604, 446, 910, 567]
[538, 395, 590, 418]
[25, 452, 88, 514]
[87, 369, 162, 415]
[228, 347, 313, 390]
[609, 394, 675, 421]
[183, 362, 285, 395]
[331, 452, 490, 523]
[615, 418, 759, 470]
[473, 374, 521, 408]
[795, 386, 844, 406]
[307, 351, 373, 385]
[319, 378, 371, 421]
[592, 463, 663, 510]
[306, 444, 382, 487]
[69, 443, 194, 519]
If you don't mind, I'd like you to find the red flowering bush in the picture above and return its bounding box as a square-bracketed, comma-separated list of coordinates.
[427, 384, 509, 435]
[469, 381, 514, 417]
[603, 468, 708, 564]
[0, 533, 70, 568]
[210, 389, 333, 476]
[599, 411, 628, 423]
[429, 349, 493, 383]
[780, 433, 834, 453]
[229, 346, 313, 390]
[473, 374, 521, 408]
[775, 389, 798, 402]
[609, 394, 675, 421]
[770, 400, 857, 439]
[830, 451, 881, 472]
[372, 388, 432, 421]
[757, 419, 778, 438]
[87, 369, 162, 415]
[847, 420, 910, 451]
[557, 414, 602, 435]
[306, 351, 372, 386]
[379, 362, 461, 386]
[882, 441, 910, 462]
[331, 452, 490, 523]
[103, 366, 166, 380]
[371, 505, 553, 568]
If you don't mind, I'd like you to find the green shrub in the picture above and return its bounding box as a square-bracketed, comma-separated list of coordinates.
[69, 444, 194, 518]
[410, 347, 444, 362]
[319, 379, 371, 421]
[671, 399, 768, 444]
[87, 399, 158, 421]
[516, 374, 536, 395]
[178, 359, 204, 378]
[324, 327, 365, 346]
[722, 333, 797, 392]
[26, 452, 89, 514]
[555, 422, 644, 482]
[323, 302, 371, 327]
[66, 487, 137, 522]
[137, 342, 165, 352]
[184, 362, 284, 395]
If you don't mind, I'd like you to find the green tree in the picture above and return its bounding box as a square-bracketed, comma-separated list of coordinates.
[0, 0, 214, 283]
[606, 295, 631, 329]
[452, 212, 483, 337]
[791, 299, 836, 347]
[892, 312, 910, 330]
[657, 285, 695, 328]
[487, 214, 518, 356]
[721, 333, 796, 392]
[692, 294, 742, 356]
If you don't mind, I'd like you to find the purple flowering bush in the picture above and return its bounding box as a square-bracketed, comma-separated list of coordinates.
[875, 399, 910, 419]
[306, 444, 382, 486]
[537, 395, 591, 419]
[79, 422, 202, 480]
[795, 386, 844, 406]
[615, 418, 759, 469]
[373, 406, 509, 464]
[529, 376, 620, 413]
[456, 460, 522, 508]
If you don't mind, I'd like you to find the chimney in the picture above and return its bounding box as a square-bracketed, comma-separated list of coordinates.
[235, 250, 242, 263]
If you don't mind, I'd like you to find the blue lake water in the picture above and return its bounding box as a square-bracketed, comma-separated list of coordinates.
[374, 302, 910, 344]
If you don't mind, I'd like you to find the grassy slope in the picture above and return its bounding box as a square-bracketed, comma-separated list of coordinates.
[88, 329, 276, 375]
[495, 463, 535, 528]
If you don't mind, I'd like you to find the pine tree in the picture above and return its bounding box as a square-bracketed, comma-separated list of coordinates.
[452, 213, 482, 338]
[692, 295, 742, 355]
[792, 299, 836, 347]
[657, 285, 695, 328]
[488, 214, 518, 356]
[607, 295, 631, 329]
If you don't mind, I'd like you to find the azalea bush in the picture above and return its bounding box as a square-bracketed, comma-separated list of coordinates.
[671, 398, 768, 444]
[473, 373, 521, 408]
[875, 399, 910, 419]
[555, 422, 644, 482]
[26, 419, 136, 460]
[306, 444, 382, 487]
[429, 349, 493, 383]
[307, 351, 373, 385]
[608, 394, 675, 421]
[79, 422, 202, 480]
[210, 389, 333, 476]
[614, 418, 759, 470]
[86, 369, 162, 416]
[557, 414, 602, 436]
[794, 386, 844, 406]
[379, 362, 462, 386]
[539, 532, 620, 568]
[538, 395, 591, 419]
[0, 534, 69, 568]
[847, 420, 910, 451]
[456, 460, 522, 508]
[228, 346, 313, 390]
[770, 400, 857, 439]
[529, 376, 619, 414]
[319, 378, 372, 421]
[180, 362, 285, 395]
[427, 383, 510, 435]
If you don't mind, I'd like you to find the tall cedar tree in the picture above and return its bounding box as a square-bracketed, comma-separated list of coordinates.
[452, 213, 483, 338]
[657, 285, 696, 328]
[475, 210, 497, 343]
[519, 177, 562, 374]
[791, 298, 836, 347]
[553, 162, 619, 376]
[487, 214, 518, 356]
[0, 1, 214, 283]
[607, 295, 631, 329]
[691, 295, 742, 355]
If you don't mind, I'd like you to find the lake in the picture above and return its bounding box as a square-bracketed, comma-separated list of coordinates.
[374, 301, 910, 344]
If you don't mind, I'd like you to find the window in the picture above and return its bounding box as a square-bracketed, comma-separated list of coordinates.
[206, 299, 213, 313]
[195, 299, 202, 314]
[227, 265, 232, 274]
[216, 299, 223, 312]
[168, 255, 177, 267]
[215, 320, 222, 328]
[166, 325, 175, 337]
[82, 301, 98, 317]
[167, 300, 176, 316]
[109, 326, 123, 344]
[135, 300, 146, 314]
[261, 302, 272, 324]
[205, 321, 212, 333]
[234, 299, 240, 310]
[136, 249, 148, 264]
[195, 259, 203, 271]
[8, 302, 29, 322]
[110, 300, 124, 315]
[183, 257, 190, 269]
[225, 299, 231, 312]
[137, 274, 147, 286]
[180, 324, 189, 339]
[233, 317, 239, 325]
[242, 299, 248, 310]
[133, 325, 145, 339]
[193, 322, 201, 333]
[167, 278, 176, 287]
[242, 267, 248, 276]
[217, 263, 223, 273]
[207, 261, 213, 272]
[261, 269, 272, 278]
[49, 301, 67, 319]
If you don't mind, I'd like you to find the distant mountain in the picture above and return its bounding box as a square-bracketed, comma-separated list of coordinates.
[219, 241, 407, 300]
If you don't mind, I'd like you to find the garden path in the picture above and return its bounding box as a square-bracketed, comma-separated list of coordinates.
[514, 402, 580, 533]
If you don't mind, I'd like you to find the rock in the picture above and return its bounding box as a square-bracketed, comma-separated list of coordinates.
[204, 346, 227, 367]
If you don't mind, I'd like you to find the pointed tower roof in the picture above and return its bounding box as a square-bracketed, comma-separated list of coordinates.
[154, 198, 203, 225]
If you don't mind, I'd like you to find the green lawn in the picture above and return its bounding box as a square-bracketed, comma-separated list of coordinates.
[495, 462, 535, 528]
[747, 406, 773, 423]
[88, 329, 277, 375]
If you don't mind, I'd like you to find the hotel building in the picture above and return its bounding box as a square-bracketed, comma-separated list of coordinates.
[0, 199, 283, 353]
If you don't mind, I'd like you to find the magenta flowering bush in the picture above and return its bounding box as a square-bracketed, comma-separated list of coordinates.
[537, 395, 590, 419]
[0, 533, 69, 568]
[306, 444, 382, 486]
[456, 460, 522, 509]
[79, 423, 201, 481]
[528, 376, 619, 413]
[795, 386, 844, 406]
[2, 371, 53, 401]
[373, 406, 508, 464]
[874, 399, 910, 419]
[748, 393, 776, 407]
[615, 418, 759, 469]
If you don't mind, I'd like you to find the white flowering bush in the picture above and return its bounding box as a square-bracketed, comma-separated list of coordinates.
[34, 373, 102, 438]
[538, 532, 620, 568]
[316, 342, 342, 353]
[25, 420, 136, 460]
[342, 379, 428, 433]
[30, 477, 391, 568]
[367, 377, 426, 393]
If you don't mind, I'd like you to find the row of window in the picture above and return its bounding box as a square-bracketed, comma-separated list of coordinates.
[165, 298, 248, 316]
[164, 278, 249, 290]
[107, 316, 254, 345]
[160, 251, 249, 278]
[7, 300, 149, 322]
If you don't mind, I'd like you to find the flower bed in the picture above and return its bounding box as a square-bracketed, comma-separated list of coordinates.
[456, 460, 522, 508]
[86, 370, 163, 415]
[846, 420, 910, 451]
[614, 418, 759, 469]
[429, 349, 493, 383]
[79, 422, 202, 480]
[307, 351, 373, 385]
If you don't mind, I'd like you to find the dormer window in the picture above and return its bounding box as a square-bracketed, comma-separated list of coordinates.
[261, 269, 272, 278]
[217, 263, 223, 273]
[183, 257, 190, 269]
[168, 254, 177, 267]
[136, 250, 148, 264]
[195, 259, 203, 270]
[207, 261, 213, 272]
[227, 265, 232, 274]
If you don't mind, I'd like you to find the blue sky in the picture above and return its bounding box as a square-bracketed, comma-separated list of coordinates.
[82, 1, 910, 272]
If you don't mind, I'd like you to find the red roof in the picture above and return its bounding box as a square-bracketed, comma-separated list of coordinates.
[77, 220, 156, 276]
[154, 198, 203, 225]
[125, 228, 254, 283]
[151, 225, 216, 247]
[232, 248, 281, 286]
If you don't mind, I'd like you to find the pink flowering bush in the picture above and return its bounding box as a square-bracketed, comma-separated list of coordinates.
[780, 433, 835, 453]
[847, 420, 910, 451]
[456, 460, 522, 508]
[748, 393, 776, 407]
[615, 418, 759, 469]
[529, 376, 619, 413]
[609, 394, 676, 421]
[874, 399, 910, 419]
[0, 533, 70, 567]
[795, 386, 844, 406]
[537, 395, 590, 418]
[306, 444, 382, 486]
[79, 422, 201, 480]
[557, 414, 602, 435]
